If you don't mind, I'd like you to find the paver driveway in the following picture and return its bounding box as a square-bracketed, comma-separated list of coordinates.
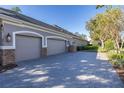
[0, 52, 124, 88]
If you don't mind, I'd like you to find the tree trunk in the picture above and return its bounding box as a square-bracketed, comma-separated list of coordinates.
[101, 39, 104, 48]
[121, 41, 124, 49]
[115, 39, 120, 53]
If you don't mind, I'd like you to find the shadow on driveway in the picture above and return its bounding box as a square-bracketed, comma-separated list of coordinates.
[0, 52, 124, 88]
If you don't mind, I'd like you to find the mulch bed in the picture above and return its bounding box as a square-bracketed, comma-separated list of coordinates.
[113, 66, 124, 83]
[0, 64, 18, 73]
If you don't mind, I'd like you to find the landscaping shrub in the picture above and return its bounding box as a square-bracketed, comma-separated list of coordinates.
[98, 47, 107, 52]
[77, 45, 98, 51]
[96, 39, 114, 53]
[104, 39, 114, 51]
[87, 43, 93, 46]
[111, 60, 124, 68]
[108, 51, 124, 68]
[108, 52, 124, 60]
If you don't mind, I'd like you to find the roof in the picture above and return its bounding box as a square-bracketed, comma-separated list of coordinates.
[0, 7, 78, 37]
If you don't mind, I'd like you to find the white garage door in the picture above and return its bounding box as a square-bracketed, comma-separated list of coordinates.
[47, 38, 66, 55]
[16, 35, 41, 62]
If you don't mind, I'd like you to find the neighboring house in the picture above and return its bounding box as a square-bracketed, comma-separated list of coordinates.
[0, 8, 88, 66]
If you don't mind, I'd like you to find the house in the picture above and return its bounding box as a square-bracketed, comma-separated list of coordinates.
[0, 8, 88, 66]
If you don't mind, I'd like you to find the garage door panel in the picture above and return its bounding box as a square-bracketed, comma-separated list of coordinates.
[16, 35, 41, 62]
[47, 39, 66, 55]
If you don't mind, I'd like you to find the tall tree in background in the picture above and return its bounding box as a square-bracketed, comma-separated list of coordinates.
[74, 32, 87, 40]
[11, 6, 22, 13]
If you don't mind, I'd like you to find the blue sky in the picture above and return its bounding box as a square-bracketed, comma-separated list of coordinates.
[0, 5, 106, 37]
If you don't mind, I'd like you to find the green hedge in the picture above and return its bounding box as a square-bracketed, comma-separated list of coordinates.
[77, 45, 98, 51]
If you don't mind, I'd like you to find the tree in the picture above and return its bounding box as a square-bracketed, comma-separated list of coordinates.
[86, 7, 124, 53]
[74, 32, 80, 36]
[95, 5, 124, 53]
[81, 34, 87, 40]
[86, 13, 110, 48]
[11, 6, 22, 13]
[105, 8, 124, 53]
[96, 5, 112, 10]
[120, 31, 124, 49]
[96, 5, 105, 9]
[74, 32, 87, 40]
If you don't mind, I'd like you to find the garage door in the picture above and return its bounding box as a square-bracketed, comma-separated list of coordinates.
[15, 35, 41, 62]
[47, 38, 66, 55]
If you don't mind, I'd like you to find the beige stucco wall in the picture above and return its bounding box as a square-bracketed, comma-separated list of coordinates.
[0, 19, 2, 46]
[2, 23, 71, 46]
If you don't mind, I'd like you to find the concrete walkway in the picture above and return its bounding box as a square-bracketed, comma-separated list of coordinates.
[0, 52, 124, 88]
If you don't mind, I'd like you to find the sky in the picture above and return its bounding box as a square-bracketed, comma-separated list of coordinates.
[0, 5, 106, 39]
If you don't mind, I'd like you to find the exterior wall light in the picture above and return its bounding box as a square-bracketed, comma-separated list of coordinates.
[6, 33, 12, 42]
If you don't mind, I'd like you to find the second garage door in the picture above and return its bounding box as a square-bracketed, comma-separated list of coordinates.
[47, 38, 66, 55]
[15, 35, 41, 62]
